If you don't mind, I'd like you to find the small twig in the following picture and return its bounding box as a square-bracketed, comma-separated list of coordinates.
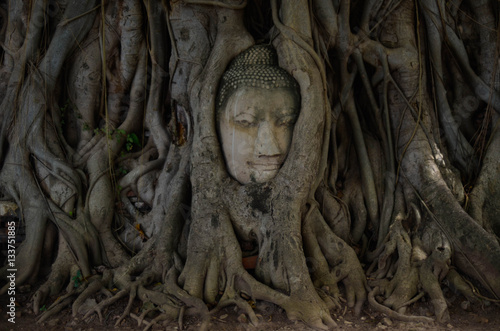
[464, 278, 500, 303]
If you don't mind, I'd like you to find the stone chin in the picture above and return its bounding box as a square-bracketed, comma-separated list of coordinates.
[227, 165, 282, 185]
[248, 168, 280, 184]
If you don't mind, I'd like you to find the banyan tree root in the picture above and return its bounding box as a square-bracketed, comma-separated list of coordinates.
[1, 0, 500, 330]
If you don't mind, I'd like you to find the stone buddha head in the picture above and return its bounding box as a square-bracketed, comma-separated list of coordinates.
[216, 45, 300, 184]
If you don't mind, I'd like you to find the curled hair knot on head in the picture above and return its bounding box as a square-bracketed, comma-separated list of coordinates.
[216, 44, 300, 112]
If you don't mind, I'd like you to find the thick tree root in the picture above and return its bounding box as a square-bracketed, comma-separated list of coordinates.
[36, 297, 75, 324]
[32, 240, 75, 314]
[369, 217, 420, 314]
[3, 1, 500, 330]
[84, 289, 129, 322]
[368, 287, 434, 323]
[303, 206, 367, 315]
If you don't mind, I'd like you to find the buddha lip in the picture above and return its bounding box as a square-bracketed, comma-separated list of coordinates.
[248, 162, 281, 170]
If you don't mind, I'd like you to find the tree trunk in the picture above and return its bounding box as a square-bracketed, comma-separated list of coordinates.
[1, 0, 499, 329]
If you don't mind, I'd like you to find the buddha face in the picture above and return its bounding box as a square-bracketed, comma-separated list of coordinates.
[218, 86, 300, 184]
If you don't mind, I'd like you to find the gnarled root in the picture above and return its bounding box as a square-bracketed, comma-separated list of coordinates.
[417, 223, 452, 322]
[32, 239, 75, 315]
[369, 217, 419, 314]
[368, 208, 457, 323]
[368, 286, 434, 323]
[303, 206, 367, 316]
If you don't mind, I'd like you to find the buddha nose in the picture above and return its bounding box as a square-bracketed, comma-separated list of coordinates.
[255, 122, 281, 157]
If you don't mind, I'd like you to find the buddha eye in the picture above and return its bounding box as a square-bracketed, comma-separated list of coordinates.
[235, 118, 257, 128]
[277, 114, 297, 127]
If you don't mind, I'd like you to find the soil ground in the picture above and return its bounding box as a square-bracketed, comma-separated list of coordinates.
[0, 283, 499, 331]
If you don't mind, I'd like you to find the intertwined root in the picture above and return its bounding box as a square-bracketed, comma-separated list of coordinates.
[24, 190, 496, 330]
[31, 192, 494, 330]
[33, 201, 368, 330]
[303, 207, 367, 316]
[3, 1, 500, 330]
[364, 210, 475, 324]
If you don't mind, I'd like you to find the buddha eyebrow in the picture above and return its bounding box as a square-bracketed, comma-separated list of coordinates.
[233, 105, 258, 116]
[276, 107, 299, 116]
[233, 110, 257, 119]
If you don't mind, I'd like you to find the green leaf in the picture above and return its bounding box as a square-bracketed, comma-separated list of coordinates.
[128, 133, 140, 146]
[72, 270, 82, 288]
